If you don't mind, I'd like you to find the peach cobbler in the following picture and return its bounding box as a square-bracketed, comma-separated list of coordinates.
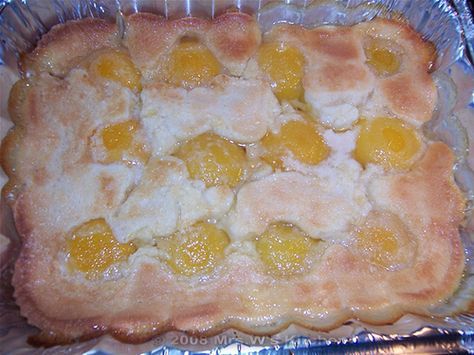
[0, 11, 467, 343]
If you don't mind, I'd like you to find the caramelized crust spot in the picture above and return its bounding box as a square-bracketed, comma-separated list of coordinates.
[0, 128, 21, 180]
[7, 79, 31, 125]
[265, 25, 361, 62]
[317, 62, 369, 91]
[381, 72, 436, 123]
[208, 12, 261, 62]
[307, 28, 360, 60]
[123, 13, 168, 76]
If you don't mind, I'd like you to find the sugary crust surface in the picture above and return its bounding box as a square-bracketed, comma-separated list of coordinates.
[10, 144, 465, 342]
[226, 171, 369, 240]
[108, 157, 234, 242]
[141, 75, 281, 154]
[2, 70, 138, 197]
[261, 18, 436, 128]
[356, 18, 437, 124]
[124, 12, 261, 79]
[21, 18, 120, 77]
[1, 14, 468, 344]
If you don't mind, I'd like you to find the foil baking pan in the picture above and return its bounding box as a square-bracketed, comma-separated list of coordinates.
[1, 0, 474, 353]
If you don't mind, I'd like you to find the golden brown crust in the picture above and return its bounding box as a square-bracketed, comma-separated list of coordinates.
[10, 142, 466, 341]
[2, 14, 468, 345]
[206, 12, 261, 68]
[381, 71, 437, 124]
[370, 142, 465, 230]
[122, 13, 169, 78]
[263, 23, 371, 92]
[1, 79, 31, 191]
[356, 18, 437, 124]
[266, 24, 363, 62]
[368, 142, 466, 302]
[21, 18, 120, 77]
[263, 18, 437, 126]
[358, 18, 436, 71]
[124, 12, 261, 79]
[317, 62, 369, 92]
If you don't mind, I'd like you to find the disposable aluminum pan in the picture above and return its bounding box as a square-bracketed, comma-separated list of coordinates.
[0, 0, 474, 353]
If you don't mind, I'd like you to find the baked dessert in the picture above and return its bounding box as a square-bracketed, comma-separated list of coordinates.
[0, 10, 468, 344]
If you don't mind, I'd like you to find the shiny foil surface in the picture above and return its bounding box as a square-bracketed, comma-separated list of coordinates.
[0, 0, 473, 353]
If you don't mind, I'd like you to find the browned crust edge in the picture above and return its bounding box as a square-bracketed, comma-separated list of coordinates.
[20, 18, 120, 77]
[0, 79, 30, 202]
[1, 14, 469, 347]
[10, 178, 468, 346]
[6, 147, 469, 344]
[123, 11, 261, 79]
[365, 18, 437, 71]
